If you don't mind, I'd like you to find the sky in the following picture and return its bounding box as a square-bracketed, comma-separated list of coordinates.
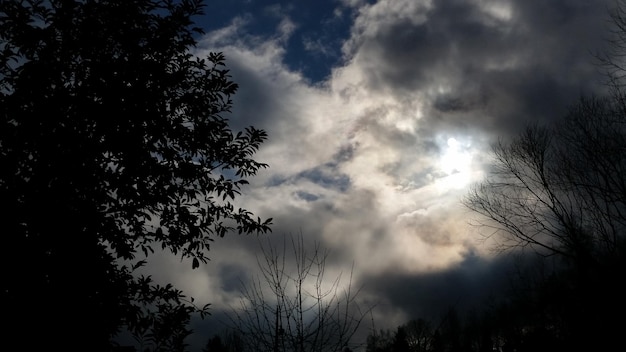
[138, 0, 616, 349]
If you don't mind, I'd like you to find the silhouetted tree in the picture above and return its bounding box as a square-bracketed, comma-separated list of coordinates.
[391, 327, 410, 352]
[464, 117, 623, 260]
[464, 2, 626, 349]
[430, 331, 444, 352]
[204, 336, 228, 352]
[229, 234, 370, 352]
[464, 100, 626, 349]
[203, 332, 244, 352]
[437, 308, 463, 352]
[402, 319, 433, 352]
[461, 310, 492, 352]
[366, 329, 394, 352]
[0, 1, 270, 350]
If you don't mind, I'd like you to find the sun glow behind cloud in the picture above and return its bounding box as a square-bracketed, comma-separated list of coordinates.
[437, 137, 474, 192]
[189, 1, 509, 284]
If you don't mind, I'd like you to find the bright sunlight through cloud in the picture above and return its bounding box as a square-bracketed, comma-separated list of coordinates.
[437, 137, 473, 191]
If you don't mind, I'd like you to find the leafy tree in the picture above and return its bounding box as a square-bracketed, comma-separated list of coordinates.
[228, 234, 370, 352]
[0, 0, 271, 350]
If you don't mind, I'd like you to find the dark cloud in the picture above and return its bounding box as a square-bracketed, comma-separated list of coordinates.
[298, 167, 352, 191]
[296, 190, 321, 202]
[225, 61, 288, 132]
[432, 87, 488, 113]
[349, 0, 610, 138]
[218, 263, 251, 293]
[260, 139, 357, 194]
[359, 252, 528, 324]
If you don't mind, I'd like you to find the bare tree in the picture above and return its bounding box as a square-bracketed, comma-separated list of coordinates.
[464, 124, 568, 257]
[464, 0, 626, 266]
[464, 102, 626, 266]
[229, 234, 370, 352]
[596, 0, 626, 86]
[403, 319, 434, 352]
[463, 4, 626, 347]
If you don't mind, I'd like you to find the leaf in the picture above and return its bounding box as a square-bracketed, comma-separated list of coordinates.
[132, 260, 147, 270]
[192, 257, 199, 269]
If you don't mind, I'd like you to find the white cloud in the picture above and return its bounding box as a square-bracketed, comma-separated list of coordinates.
[192, 1, 498, 289]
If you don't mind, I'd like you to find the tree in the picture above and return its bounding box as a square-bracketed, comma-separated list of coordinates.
[402, 319, 433, 352]
[390, 327, 410, 352]
[365, 329, 394, 352]
[228, 234, 370, 352]
[464, 110, 626, 260]
[0, 1, 271, 350]
[463, 4, 626, 349]
[203, 332, 244, 352]
[464, 0, 626, 266]
[463, 100, 626, 350]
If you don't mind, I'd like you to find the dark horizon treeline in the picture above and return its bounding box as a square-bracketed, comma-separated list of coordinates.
[365, 251, 626, 352]
[204, 240, 626, 352]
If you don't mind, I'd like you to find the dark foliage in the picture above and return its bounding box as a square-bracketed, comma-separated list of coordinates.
[0, 1, 271, 350]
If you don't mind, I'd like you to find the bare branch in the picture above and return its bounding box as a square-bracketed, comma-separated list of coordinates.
[228, 233, 372, 352]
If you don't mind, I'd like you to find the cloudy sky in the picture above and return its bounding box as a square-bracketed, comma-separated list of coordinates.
[140, 0, 616, 349]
